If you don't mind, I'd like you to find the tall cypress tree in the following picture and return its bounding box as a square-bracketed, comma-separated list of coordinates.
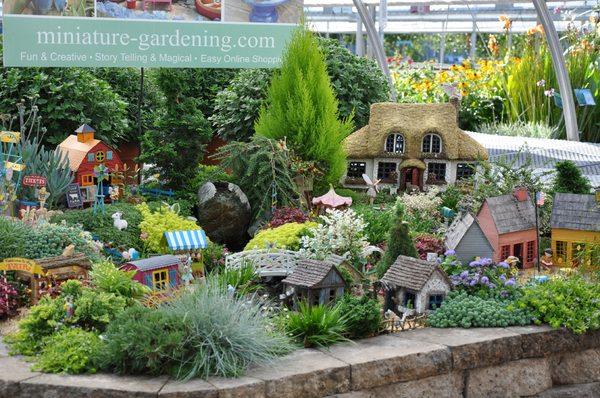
[552, 160, 592, 194]
[377, 201, 418, 277]
[255, 28, 353, 187]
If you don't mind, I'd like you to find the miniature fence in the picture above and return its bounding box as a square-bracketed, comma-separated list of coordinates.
[139, 186, 175, 199]
[383, 313, 428, 333]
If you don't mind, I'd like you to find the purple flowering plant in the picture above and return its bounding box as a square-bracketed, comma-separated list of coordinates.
[441, 253, 519, 295]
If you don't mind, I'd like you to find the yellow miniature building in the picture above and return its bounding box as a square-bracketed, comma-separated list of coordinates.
[550, 192, 600, 267]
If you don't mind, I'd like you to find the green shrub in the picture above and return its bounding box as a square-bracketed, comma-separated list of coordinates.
[214, 261, 259, 296]
[24, 222, 99, 260]
[5, 296, 65, 356]
[439, 184, 464, 212]
[50, 203, 143, 250]
[353, 204, 393, 245]
[244, 222, 317, 251]
[101, 279, 292, 379]
[478, 121, 558, 139]
[282, 302, 349, 348]
[203, 241, 226, 274]
[89, 260, 150, 301]
[335, 295, 382, 339]
[255, 28, 353, 188]
[378, 201, 418, 277]
[96, 305, 189, 376]
[70, 289, 128, 332]
[518, 276, 600, 334]
[428, 291, 532, 329]
[137, 202, 200, 253]
[552, 160, 592, 194]
[34, 328, 102, 374]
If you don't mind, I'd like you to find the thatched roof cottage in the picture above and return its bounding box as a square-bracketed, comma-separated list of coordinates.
[343, 102, 488, 190]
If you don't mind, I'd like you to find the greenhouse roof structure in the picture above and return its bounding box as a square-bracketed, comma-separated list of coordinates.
[306, 1, 598, 33]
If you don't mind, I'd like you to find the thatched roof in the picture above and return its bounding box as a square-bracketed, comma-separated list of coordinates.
[344, 103, 488, 161]
[35, 253, 92, 271]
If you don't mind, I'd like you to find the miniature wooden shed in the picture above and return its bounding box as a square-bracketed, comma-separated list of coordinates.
[550, 192, 600, 267]
[282, 259, 346, 306]
[120, 255, 181, 291]
[476, 187, 537, 268]
[36, 252, 92, 281]
[381, 255, 451, 315]
[445, 212, 495, 264]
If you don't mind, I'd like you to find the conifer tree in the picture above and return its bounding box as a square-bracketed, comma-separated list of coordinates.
[377, 201, 418, 277]
[553, 160, 591, 194]
[255, 28, 353, 186]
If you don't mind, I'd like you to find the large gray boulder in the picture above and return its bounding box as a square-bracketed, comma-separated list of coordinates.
[197, 181, 251, 248]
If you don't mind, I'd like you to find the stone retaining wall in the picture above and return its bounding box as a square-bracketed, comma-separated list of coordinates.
[1, 325, 598, 398]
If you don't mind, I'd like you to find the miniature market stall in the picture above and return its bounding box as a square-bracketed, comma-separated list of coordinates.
[58, 124, 124, 205]
[120, 255, 182, 291]
[342, 102, 488, 191]
[476, 187, 537, 268]
[163, 229, 208, 276]
[550, 192, 600, 267]
[282, 258, 346, 307]
[0, 258, 45, 304]
[34, 252, 92, 299]
[381, 255, 451, 315]
[445, 212, 495, 265]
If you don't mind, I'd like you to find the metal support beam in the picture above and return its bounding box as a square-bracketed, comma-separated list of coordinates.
[367, 5, 377, 58]
[470, 20, 477, 61]
[352, 0, 397, 100]
[532, 0, 579, 141]
[356, 17, 365, 56]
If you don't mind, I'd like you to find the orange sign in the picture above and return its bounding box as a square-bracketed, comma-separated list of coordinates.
[0, 258, 45, 275]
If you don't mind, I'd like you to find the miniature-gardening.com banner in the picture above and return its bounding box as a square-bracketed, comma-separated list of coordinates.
[3, 15, 296, 68]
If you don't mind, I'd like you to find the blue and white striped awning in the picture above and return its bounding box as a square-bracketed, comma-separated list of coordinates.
[164, 230, 208, 251]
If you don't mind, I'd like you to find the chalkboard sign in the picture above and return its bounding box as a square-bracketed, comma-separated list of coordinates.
[66, 183, 83, 208]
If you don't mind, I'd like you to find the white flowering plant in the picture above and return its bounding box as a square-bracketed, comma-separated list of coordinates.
[300, 208, 370, 268]
[396, 187, 443, 233]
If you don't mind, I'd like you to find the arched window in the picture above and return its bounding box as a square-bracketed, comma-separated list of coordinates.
[384, 133, 404, 153]
[422, 134, 442, 153]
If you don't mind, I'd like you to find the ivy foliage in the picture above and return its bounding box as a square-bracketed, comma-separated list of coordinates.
[255, 28, 353, 187]
[0, 47, 129, 146]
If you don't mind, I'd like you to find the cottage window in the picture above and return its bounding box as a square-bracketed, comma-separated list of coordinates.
[87, 153, 94, 162]
[526, 241, 535, 263]
[377, 162, 397, 181]
[456, 163, 475, 180]
[106, 151, 113, 160]
[347, 162, 366, 178]
[501, 245, 510, 260]
[312, 294, 321, 306]
[555, 241, 567, 262]
[152, 270, 169, 290]
[328, 288, 337, 303]
[95, 151, 105, 162]
[422, 134, 442, 153]
[428, 294, 444, 310]
[427, 162, 446, 182]
[403, 291, 416, 309]
[385, 133, 404, 153]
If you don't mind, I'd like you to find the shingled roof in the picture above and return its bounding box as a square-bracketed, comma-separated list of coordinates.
[484, 194, 536, 234]
[35, 253, 92, 271]
[282, 259, 344, 288]
[381, 255, 450, 291]
[551, 193, 600, 232]
[445, 212, 493, 251]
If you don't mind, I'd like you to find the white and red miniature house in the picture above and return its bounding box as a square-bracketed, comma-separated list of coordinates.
[58, 124, 124, 204]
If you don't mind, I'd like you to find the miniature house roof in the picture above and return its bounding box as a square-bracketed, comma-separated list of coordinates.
[282, 259, 345, 288]
[380, 255, 450, 291]
[75, 124, 96, 134]
[343, 102, 488, 160]
[35, 252, 92, 271]
[58, 134, 101, 171]
[482, 193, 536, 234]
[312, 186, 352, 208]
[122, 255, 181, 272]
[550, 193, 600, 232]
[445, 212, 494, 251]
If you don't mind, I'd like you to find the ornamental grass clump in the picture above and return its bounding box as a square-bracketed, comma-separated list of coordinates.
[282, 302, 349, 348]
[99, 277, 292, 380]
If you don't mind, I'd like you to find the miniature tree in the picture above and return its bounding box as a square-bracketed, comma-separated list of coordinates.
[255, 28, 353, 188]
[552, 160, 592, 194]
[377, 201, 418, 277]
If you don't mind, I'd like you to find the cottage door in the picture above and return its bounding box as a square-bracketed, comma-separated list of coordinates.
[513, 243, 524, 268]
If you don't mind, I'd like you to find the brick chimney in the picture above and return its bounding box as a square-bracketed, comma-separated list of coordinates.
[513, 186, 528, 202]
[75, 124, 95, 143]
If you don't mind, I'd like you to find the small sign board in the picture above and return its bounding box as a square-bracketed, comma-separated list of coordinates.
[553, 93, 563, 109]
[574, 89, 596, 106]
[22, 174, 47, 187]
[0, 258, 45, 275]
[66, 183, 84, 208]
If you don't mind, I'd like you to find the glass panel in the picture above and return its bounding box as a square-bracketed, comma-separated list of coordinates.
[422, 135, 431, 152]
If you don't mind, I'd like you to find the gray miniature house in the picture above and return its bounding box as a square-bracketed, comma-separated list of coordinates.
[445, 212, 495, 264]
[282, 259, 346, 306]
[381, 255, 451, 315]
